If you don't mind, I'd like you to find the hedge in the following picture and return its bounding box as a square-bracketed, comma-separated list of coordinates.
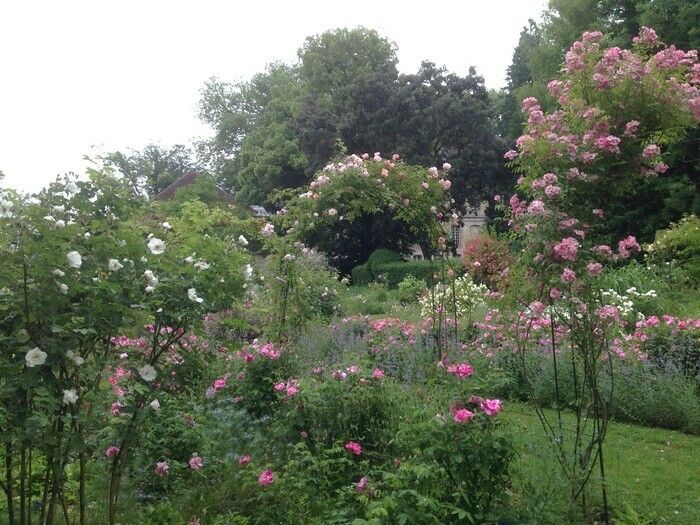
[351, 263, 373, 285]
[372, 259, 464, 287]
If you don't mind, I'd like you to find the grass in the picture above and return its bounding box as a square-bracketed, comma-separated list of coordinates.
[505, 402, 700, 524]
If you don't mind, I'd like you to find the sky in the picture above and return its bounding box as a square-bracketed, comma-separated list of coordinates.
[0, 0, 548, 193]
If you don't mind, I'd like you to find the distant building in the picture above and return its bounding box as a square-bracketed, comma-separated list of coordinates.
[409, 202, 488, 259]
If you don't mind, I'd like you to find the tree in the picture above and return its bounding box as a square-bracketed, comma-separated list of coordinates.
[103, 144, 201, 197]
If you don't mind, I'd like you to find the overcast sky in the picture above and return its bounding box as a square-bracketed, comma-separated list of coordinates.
[0, 0, 547, 193]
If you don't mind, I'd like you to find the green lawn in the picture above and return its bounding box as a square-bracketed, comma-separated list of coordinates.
[505, 402, 700, 524]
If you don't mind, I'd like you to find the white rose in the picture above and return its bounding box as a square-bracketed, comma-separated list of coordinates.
[162, 222, 172, 230]
[108, 259, 124, 271]
[55, 220, 66, 229]
[66, 350, 84, 366]
[62, 389, 79, 405]
[149, 399, 161, 411]
[58, 283, 68, 295]
[147, 237, 165, 254]
[187, 288, 204, 303]
[53, 205, 65, 213]
[238, 235, 249, 246]
[67, 251, 82, 269]
[138, 364, 157, 382]
[25, 347, 48, 367]
[53, 269, 65, 277]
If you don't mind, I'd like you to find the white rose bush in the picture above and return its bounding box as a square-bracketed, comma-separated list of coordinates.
[0, 170, 248, 524]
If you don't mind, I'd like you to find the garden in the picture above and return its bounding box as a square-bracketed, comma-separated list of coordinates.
[2, 21, 700, 525]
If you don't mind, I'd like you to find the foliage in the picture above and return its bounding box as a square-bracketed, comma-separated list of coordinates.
[645, 215, 700, 283]
[351, 263, 373, 286]
[396, 275, 425, 305]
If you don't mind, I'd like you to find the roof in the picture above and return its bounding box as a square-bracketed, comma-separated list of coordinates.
[152, 171, 234, 201]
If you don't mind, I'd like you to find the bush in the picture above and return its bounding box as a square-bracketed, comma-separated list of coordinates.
[461, 234, 512, 290]
[351, 262, 373, 285]
[367, 248, 404, 274]
[396, 275, 425, 304]
[374, 259, 463, 288]
[646, 215, 700, 283]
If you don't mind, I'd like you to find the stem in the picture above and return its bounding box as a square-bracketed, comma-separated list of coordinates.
[20, 446, 26, 525]
[79, 452, 86, 525]
[5, 441, 15, 525]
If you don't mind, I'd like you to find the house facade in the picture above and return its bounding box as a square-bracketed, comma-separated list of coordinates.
[410, 202, 488, 259]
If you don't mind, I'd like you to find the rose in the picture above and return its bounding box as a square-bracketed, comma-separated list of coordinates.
[25, 347, 47, 367]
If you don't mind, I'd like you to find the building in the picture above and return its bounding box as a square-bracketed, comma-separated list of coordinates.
[410, 202, 488, 259]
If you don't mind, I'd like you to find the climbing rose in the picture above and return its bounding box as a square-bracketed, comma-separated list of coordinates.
[66, 251, 82, 269]
[258, 470, 274, 486]
[25, 347, 47, 367]
[189, 454, 204, 470]
[345, 441, 362, 456]
[356, 477, 369, 493]
[453, 408, 474, 423]
[480, 399, 502, 416]
[62, 389, 78, 405]
[154, 461, 169, 477]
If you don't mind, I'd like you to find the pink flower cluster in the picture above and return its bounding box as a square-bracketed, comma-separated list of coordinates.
[446, 363, 473, 379]
[274, 379, 300, 398]
[553, 237, 580, 261]
[345, 441, 362, 456]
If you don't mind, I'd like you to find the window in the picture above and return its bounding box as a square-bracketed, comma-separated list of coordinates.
[451, 225, 460, 249]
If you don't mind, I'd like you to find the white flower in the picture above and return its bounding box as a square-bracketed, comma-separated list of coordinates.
[25, 347, 48, 367]
[52, 205, 65, 213]
[193, 260, 210, 271]
[260, 223, 275, 236]
[144, 270, 159, 289]
[140, 256, 148, 263]
[147, 237, 166, 255]
[84, 232, 90, 239]
[108, 259, 124, 271]
[53, 269, 65, 277]
[244, 264, 253, 281]
[44, 215, 55, 222]
[149, 399, 161, 411]
[162, 222, 173, 230]
[138, 364, 157, 382]
[327, 208, 337, 216]
[55, 220, 66, 229]
[58, 283, 68, 295]
[66, 350, 84, 366]
[145, 286, 156, 293]
[185, 254, 195, 264]
[62, 389, 79, 405]
[187, 288, 204, 303]
[67, 251, 82, 269]
[238, 235, 249, 246]
[283, 254, 296, 261]
[0, 199, 14, 218]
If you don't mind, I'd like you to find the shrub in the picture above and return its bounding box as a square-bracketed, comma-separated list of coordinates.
[396, 275, 425, 304]
[367, 248, 404, 275]
[375, 258, 463, 287]
[646, 215, 700, 283]
[461, 234, 512, 290]
[351, 262, 373, 285]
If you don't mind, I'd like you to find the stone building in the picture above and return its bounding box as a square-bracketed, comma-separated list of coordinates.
[410, 202, 488, 259]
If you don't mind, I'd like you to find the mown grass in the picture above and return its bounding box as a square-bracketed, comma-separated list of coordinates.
[505, 402, 700, 524]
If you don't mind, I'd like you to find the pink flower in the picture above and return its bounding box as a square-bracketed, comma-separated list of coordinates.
[345, 441, 362, 456]
[553, 237, 580, 261]
[544, 185, 561, 198]
[561, 268, 576, 283]
[633, 26, 658, 45]
[618, 236, 641, 258]
[442, 162, 452, 171]
[258, 470, 274, 486]
[239, 455, 251, 466]
[440, 179, 452, 190]
[154, 461, 169, 477]
[347, 365, 360, 374]
[654, 162, 668, 173]
[381, 168, 389, 178]
[594, 245, 614, 258]
[286, 385, 299, 397]
[447, 363, 473, 379]
[189, 454, 203, 470]
[527, 200, 546, 215]
[105, 446, 120, 459]
[504, 150, 518, 160]
[643, 144, 661, 158]
[356, 476, 369, 493]
[595, 135, 621, 154]
[550, 287, 562, 300]
[624, 120, 639, 136]
[480, 399, 502, 416]
[274, 382, 286, 392]
[392, 153, 400, 161]
[213, 377, 227, 390]
[587, 262, 604, 276]
[372, 368, 384, 379]
[453, 408, 474, 423]
[592, 208, 604, 218]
